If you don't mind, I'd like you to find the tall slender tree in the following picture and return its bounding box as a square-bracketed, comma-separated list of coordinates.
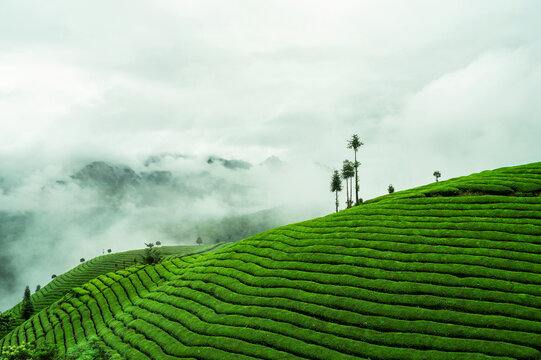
[330, 170, 343, 213]
[347, 134, 364, 205]
[433, 170, 441, 182]
[341, 160, 355, 208]
[21, 285, 34, 320]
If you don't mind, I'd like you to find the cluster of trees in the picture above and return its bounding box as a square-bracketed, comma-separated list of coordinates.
[330, 134, 364, 212]
[330, 135, 445, 212]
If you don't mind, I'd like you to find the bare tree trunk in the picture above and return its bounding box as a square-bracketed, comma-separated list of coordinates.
[349, 177, 353, 206]
[345, 177, 349, 208]
[335, 190, 339, 213]
[354, 151, 359, 204]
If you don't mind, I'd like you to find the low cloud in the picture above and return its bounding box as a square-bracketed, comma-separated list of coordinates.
[0, 154, 329, 310]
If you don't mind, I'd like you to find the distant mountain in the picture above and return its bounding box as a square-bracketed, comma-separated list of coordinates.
[143, 153, 187, 167]
[259, 155, 286, 171]
[71, 161, 140, 194]
[207, 156, 252, 170]
[140, 170, 173, 185]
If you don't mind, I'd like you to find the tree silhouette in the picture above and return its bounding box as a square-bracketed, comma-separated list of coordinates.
[330, 170, 343, 213]
[347, 134, 364, 205]
[433, 170, 441, 182]
[341, 160, 354, 208]
[196, 236, 203, 245]
[21, 285, 34, 320]
[142, 242, 161, 265]
[35, 285, 41, 293]
[388, 184, 395, 194]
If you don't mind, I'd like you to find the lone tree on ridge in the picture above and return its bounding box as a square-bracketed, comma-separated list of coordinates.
[388, 184, 395, 194]
[330, 170, 343, 213]
[433, 170, 441, 182]
[341, 160, 355, 208]
[196, 236, 203, 245]
[347, 134, 364, 205]
[142, 242, 161, 265]
[21, 285, 34, 320]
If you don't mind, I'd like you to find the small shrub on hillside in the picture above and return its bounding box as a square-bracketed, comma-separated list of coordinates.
[155, 241, 161, 246]
[107, 249, 112, 254]
[64, 336, 112, 360]
[51, 275, 56, 279]
[0, 343, 57, 360]
[35, 285, 40, 293]
[79, 258, 85, 263]
[388, 184, 394, 194]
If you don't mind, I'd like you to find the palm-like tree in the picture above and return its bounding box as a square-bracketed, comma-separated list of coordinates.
[433, 170, 441, 182]
[330, 170, 343, 213]
[341, 160, 355, 208]
[347, 134, 364, 205]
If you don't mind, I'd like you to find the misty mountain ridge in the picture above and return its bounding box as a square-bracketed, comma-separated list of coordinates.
[0, 153, 329, 311]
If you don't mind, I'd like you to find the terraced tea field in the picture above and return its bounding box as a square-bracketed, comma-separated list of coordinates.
[2, 162, 541, 359]
[3, 244, 225, 333]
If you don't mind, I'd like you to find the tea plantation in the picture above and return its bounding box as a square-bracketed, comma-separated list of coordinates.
[2, 162, 541, 359]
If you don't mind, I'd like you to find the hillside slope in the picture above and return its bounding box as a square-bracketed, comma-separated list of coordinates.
[2, 162, 541, 360]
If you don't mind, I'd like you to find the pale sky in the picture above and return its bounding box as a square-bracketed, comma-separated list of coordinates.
[1, 1, 541, 309]
[1, 0, 539, 189]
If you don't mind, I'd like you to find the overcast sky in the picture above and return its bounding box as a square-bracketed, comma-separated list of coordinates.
[1, 0, 540, 201]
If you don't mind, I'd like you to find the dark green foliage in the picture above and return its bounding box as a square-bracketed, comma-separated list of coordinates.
[330, 170, 343, 213]
[387, 184, 394, 194]
[196, 236, 202, 245]
[141, 243, 161, 265]
[0, 312, 15, 339]
[341, 160, 355, 208]
[79, 259, 84, 263]
[21, 286, 33, 320]
[433, 170, 441, 182]
[0, 342, 56, 360]
[107, 249, 111, 254]
[64, 336, 112, 359]
[34, 286, 40, 294]
[347, 134, 364, 204]
[155, 241, 161, 246]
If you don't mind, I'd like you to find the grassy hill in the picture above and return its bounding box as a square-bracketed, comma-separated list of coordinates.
[1, 162, 541, 359]
[0, 244, 226, 339]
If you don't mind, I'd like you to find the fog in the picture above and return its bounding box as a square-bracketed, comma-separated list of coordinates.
[0, 154, 330, 310]
[1, 0, 541, 310]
